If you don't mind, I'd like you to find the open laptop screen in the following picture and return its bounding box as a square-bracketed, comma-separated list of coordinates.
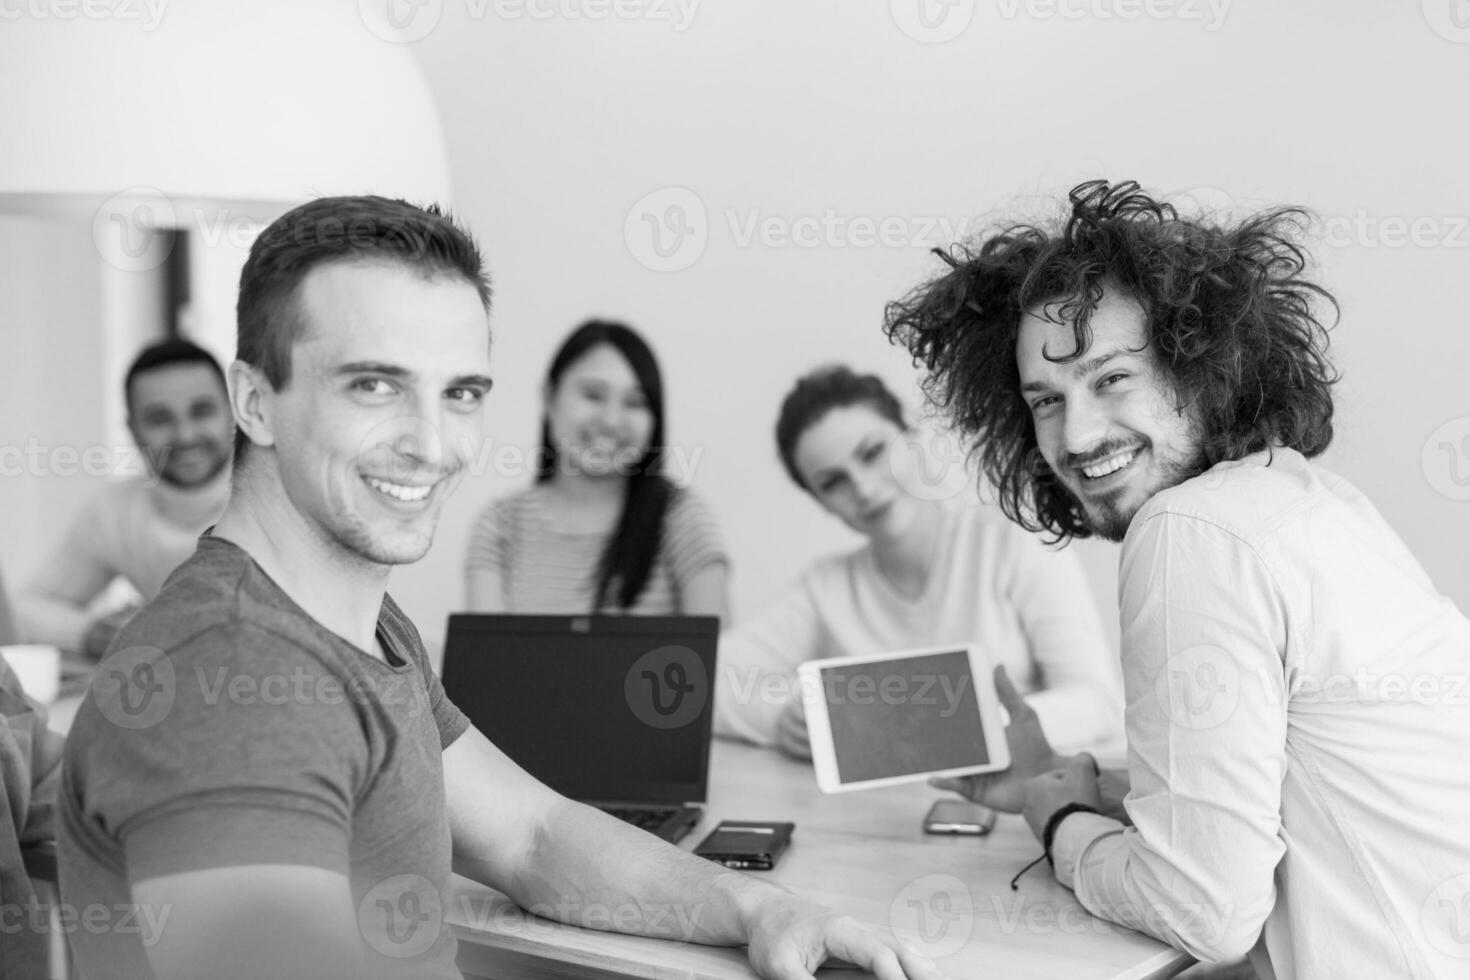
[441, 614, 718, 805]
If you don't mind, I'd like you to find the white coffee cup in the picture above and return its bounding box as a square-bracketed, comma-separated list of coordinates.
[1, 644, 62, 704]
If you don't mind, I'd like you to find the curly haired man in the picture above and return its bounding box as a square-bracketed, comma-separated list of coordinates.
[890, 180, 1470, 980]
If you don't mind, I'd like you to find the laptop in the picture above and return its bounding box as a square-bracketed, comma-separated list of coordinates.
[441, 613, 719, 843]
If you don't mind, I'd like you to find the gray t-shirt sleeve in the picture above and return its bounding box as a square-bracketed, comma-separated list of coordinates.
[423, 655, 471, 750]
[84, 623, 370, 882]
[382, 595, 470, 750]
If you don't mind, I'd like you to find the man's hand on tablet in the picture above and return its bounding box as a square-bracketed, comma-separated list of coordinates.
[929, 666, 1062, 813]
[743, 894, 945, 980]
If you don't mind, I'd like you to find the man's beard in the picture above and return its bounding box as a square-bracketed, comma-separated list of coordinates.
[1066, 444, 1211, 542]
[157, 444, 231, 489]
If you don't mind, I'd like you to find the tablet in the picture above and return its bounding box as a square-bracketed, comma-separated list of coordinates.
[798, 645, 1010, 793]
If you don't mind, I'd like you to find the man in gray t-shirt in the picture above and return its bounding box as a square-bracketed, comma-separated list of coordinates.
[61, 535, 466, 977]
[58, 197, 941, 980]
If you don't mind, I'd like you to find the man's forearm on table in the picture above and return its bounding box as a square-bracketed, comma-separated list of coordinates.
[472, 795, 781, 946]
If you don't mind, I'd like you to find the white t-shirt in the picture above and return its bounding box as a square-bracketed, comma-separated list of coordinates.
[713, 499, 1124, 753]
[18, 471, 229, 651]
[1050, 448, 1470, 978]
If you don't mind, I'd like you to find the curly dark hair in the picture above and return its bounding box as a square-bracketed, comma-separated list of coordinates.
[884, 179, 1340, 542]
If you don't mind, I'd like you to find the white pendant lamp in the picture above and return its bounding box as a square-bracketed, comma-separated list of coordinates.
[0, 0, 453, 223]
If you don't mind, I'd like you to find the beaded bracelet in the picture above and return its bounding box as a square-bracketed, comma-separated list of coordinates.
[1043, 802, 1102, 867]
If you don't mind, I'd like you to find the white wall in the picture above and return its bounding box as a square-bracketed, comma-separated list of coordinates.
[1, 216, 110, 583]
[380, 1, 1470, 655]
[5, 2, 1468, 661]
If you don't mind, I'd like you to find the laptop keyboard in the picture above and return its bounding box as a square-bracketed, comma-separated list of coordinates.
[603, 806, 677, 831]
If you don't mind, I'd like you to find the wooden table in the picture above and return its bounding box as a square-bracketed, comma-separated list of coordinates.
[449, 739, 1194, 980]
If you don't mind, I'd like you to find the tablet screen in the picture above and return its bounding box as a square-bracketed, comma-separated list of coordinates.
[819, 649, 989, 784]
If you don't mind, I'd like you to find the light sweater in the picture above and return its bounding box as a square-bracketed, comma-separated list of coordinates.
[17, 470, 230, 651]
[713, 500, 1124, 754]
[1050, 448, 1470, 978]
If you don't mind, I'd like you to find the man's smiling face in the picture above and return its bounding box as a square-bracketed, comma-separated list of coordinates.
[263, 259, 494, 568]
[1017, 285, 1207, 541]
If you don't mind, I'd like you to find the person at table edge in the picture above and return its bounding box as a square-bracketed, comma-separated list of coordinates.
[15, 337, 232, 658]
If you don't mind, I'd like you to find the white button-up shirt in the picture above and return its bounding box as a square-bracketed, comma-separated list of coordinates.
[1051, 448, 1470, 979]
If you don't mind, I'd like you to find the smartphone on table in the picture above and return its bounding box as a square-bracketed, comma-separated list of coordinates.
[693, 820, 795, 870]
[923, 799, 996, 835]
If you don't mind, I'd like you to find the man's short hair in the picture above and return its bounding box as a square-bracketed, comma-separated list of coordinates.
[124, 337, 227, 415]
[884, 179, 1339, 542]
[233, 195, 492, 461]
[774, 365, 908, 491]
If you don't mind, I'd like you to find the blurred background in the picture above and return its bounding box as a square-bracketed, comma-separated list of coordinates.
[3, 0, 1468, 659]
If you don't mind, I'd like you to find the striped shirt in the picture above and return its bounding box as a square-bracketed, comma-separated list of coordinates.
[464, 484, 727, 614]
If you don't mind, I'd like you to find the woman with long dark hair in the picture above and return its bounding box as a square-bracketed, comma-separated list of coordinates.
[465, 320, 728, 616]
